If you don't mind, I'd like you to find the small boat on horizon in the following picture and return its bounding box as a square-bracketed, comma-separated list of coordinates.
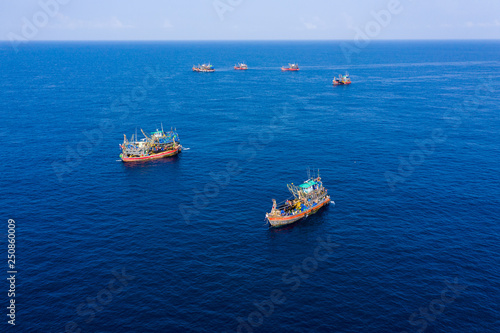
[119, 127, 181, 162]
[266, 173, 332, 228]
[282, 63, 300, 71]
[193, 63, 215, 72]
[234, 63, 248, 70]
[333, 72, 351, 86]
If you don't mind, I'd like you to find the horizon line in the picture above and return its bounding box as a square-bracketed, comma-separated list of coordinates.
[1, 38, 500, 42]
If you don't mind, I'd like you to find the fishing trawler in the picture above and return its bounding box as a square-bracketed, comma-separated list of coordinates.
[282, 63, 300, 71]
[266, 173, 332, 227]
[119, 127, 181, 162]
[234, 63, 248, 70]
[333, 73, 351, 85]
[192, 63, 215, 72]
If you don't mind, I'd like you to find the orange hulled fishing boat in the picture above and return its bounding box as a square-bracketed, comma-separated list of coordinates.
[234, 63, 248, 70]
[333, 72, 351, 86]
[281, 63, 300, 71]
[266, 172, 333, 227]
[119, 127, 181, 162]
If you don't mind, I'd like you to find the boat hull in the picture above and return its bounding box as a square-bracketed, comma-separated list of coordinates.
[234, 67, 248, 70]
[333, 81, 351, 86]
[193, 68, 215, 72]
[282, 68, 300, 71]
[267, 196, 331, 227]
[120, 146, 181, 162]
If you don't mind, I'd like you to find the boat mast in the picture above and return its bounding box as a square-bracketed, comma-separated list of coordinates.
[141, 128, 151, 140]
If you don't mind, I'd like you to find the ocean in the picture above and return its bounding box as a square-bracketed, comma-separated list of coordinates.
[0, 40, 499, 332]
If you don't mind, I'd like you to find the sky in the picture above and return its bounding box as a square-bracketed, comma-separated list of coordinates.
[1, 0, 499, 41]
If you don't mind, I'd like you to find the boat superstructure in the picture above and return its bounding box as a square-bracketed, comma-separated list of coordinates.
[266, 173, 332, 227]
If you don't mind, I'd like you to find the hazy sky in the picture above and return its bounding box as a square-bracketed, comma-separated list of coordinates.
[1, 0, 499, 41]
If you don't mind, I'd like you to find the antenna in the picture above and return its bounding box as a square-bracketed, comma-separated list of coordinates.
[161, 122, 164, 133]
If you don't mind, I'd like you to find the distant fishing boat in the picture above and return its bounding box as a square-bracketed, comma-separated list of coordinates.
[266, 173, 332, 227]
[333, 72, 351, 86]
[119, 127, 181, 162]
[234, 63, 248, 70]
[193, 63, 215, 72]
[282, 63, 300, 71]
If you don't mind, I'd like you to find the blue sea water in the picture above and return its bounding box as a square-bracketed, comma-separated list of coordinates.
[0, 40, 499, 332]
